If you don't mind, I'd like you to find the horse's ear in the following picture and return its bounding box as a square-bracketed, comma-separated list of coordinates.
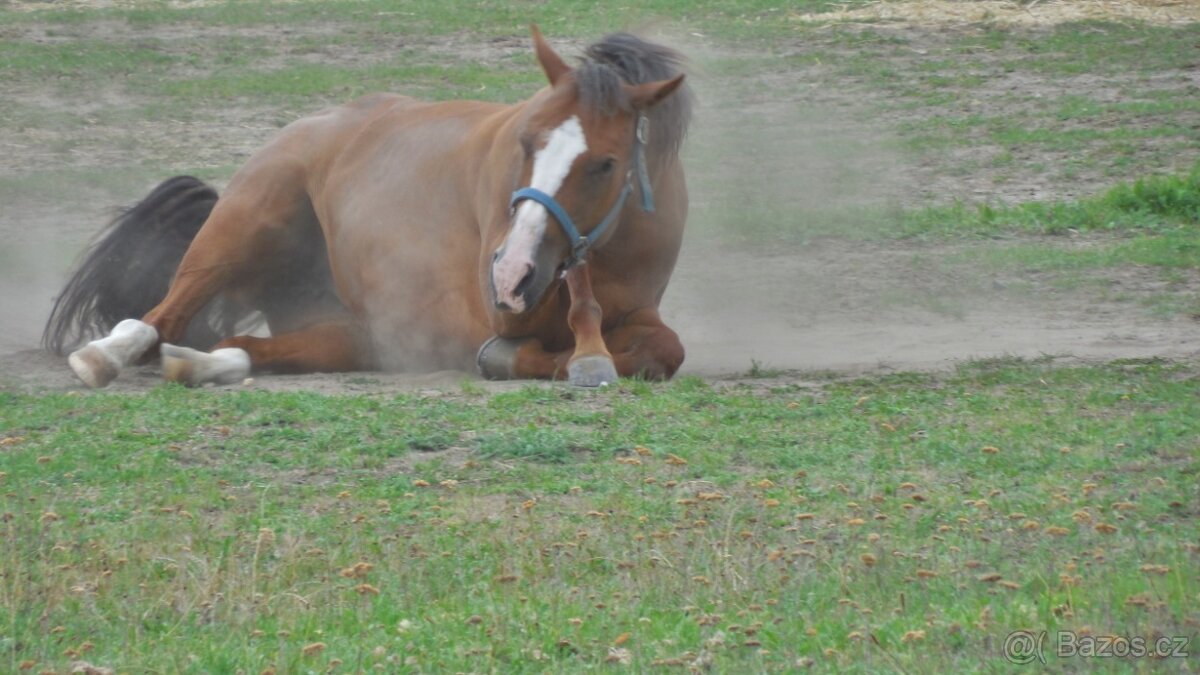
[531, 24, 570, 86]
[624, 74, 686, 110]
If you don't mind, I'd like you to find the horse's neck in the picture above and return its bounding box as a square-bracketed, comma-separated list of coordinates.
[467, 100, 533, 226]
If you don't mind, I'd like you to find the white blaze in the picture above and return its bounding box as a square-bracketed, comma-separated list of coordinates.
[493, 115, 588, 310]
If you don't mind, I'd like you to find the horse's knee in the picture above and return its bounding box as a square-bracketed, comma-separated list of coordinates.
[650, 332, 684, 379]
[625, 328, 683, 380]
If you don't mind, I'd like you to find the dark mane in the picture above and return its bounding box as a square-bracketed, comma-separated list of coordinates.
[575, 32, 693, 160]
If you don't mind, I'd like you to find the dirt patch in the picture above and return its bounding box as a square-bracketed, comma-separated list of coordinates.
[664, 237, 1200, 376]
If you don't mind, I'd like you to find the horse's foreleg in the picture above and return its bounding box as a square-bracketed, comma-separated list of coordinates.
[477, 267, 683, 385]
[477, 264, 613, 385]
[480, 265, 618, 386]
[560, 265, 620, 386]
[601, 307, 685, 380]
[161, 320, 369, 386]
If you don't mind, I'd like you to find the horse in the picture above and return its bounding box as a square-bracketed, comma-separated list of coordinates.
[42, 27, 693, 389]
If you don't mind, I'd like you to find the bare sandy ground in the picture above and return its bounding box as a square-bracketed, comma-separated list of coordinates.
[5, 232, 1198, 394]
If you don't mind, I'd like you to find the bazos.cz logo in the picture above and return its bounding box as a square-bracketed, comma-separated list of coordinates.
[1003, 630, 1191, 665]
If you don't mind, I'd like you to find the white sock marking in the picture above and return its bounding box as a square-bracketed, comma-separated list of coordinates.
[67, 319, 158, 388]
[161, 344, 251, 386]
[98, 319, 159, 366]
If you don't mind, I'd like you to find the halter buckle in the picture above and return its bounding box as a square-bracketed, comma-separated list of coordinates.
[635, 115, 649, 145]
[569, 236, 590, 267]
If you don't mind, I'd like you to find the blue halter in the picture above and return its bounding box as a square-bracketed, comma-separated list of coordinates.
[510, 114, 654, 269]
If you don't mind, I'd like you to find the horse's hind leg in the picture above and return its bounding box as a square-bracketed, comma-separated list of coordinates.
[161, 320, 369, 386]
[144, 180, 315, 345]
[68, 171, 313, 388]
[68, 319, 160, 388]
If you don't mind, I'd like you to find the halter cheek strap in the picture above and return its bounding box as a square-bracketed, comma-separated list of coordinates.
[511, 181, 634, 269]
[510, 114, 654, 269]
[633, 114, 654, 213]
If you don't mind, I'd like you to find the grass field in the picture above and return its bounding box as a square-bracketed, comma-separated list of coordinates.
[2, 0, 1200, 672]
[3, 360, 1198, 672]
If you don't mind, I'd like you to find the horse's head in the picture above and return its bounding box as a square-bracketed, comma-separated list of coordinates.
[490, 26, 686, 314]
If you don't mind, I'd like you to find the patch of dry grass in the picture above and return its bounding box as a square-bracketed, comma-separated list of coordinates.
[793, 0, 1200, 27]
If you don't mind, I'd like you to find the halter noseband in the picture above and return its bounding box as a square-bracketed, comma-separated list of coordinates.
[510, 114, 654, 269]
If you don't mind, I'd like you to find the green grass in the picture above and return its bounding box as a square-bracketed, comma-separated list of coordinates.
[0, 0, 858, 39]
[901, 161, 1200, 239]
[690, 158, 1200, 285]
[960, 229, 1200, 273]
[161, 60, 542, 105]
[801, 23, 1200, 189]
[901, 115, 1196, 152]
[1053, 94, 1200, 121]
[0, 38, 176, 78]
[2, 360, 1198, 673]
[1003, 23, 1200, 76]
[888, 165, 1200, 318]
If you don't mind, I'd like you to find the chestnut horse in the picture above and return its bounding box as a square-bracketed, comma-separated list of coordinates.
[43, 28, 692, 388]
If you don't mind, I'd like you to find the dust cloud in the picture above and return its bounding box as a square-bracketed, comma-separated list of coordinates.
[661, 43, 922, 375]
[0, 198, 94, 354]
[657, 38, 1200, 375]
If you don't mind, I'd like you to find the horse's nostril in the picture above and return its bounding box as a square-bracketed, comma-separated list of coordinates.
[513, 264, 536, 297]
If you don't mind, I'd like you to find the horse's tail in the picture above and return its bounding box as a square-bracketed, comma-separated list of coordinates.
[42, 176, 226, 355]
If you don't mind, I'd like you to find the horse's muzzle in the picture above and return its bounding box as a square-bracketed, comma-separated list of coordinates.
[490, 246, 554, 314]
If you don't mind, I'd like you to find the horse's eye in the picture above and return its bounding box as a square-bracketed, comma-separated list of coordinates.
[592, 158, 616, 176]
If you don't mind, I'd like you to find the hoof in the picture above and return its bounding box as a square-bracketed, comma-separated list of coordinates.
[567, 355, 618, 388]
[161, 344, 250, 387]
[477, 336, 533, 380]
[68, 344, 120, 389]
[161, 345, 197, 386]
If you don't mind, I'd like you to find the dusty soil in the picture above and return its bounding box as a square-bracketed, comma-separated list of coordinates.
[2, 11, 1199, 393]
[6, 231, 1199, 393]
